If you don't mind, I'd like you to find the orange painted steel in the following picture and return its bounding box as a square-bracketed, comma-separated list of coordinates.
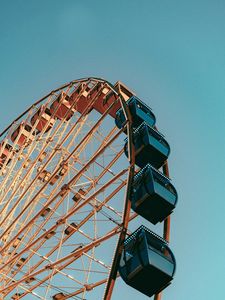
[0, 128, 125, 255]
[2, 173, 128, 296]
[103, 83, 135, 300]
[0, 91, 121, 240]
[0, 78, 138, 299]
[0, 78, 173, 300]
[154, 161, 171, 300]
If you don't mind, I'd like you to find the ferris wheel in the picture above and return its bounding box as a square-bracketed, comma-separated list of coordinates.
[0, 77, 177, 300]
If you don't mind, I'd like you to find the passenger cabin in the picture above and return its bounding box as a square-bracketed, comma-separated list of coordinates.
[92, 84, 111, 114]
[12, 237, 22, 248]
[70, 81, 134, 118]
[119, 225, 176, 297]
[59, 184, 68, 197]
[37, 169, 59, 185]
[0, 142, 13, 168]
[50, 92, 75, 120]
[11, 293, 24, 300]
[131, 164, 178, 224]
[59, 163, 68, 176]
[37, 169, 50, 182]
[64, 223, 77, 235]
[31, 106, 55, 133]
[40, 207, 51, 217]
[11, 123, 35, 147]
[115, 96, 156, 130]
[44, 230, 56, 240]
[70, 81, 110, 115]
[38, 151, 47, 162]
[16, 257, 27, 268]
[69, 83, 93, 115]
[49, 174, 60, 186]
[2, 231, 10, 243]
[22, 158, 31, 169]
[25, 276, 36, 284]
[93, 81, 134, 118]
[52, 292, 66, 300]
[124, 123, 170, 169]
[72, 188, 87, 202]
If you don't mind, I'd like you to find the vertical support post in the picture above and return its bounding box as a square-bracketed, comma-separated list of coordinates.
[154, 161, 171, 300]
[103, 88, 135, 300]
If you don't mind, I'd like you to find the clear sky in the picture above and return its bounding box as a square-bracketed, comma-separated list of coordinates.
[0, 1, 225, 299]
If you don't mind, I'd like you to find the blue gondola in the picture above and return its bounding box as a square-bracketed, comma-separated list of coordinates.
[131, 164, 178, 224]
[115, 96, 156, 130]
[124, 122, 170, 168]
[119, 225, 176, 298]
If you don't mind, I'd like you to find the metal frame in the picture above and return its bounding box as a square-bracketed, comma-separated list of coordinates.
[0, 78, 172, 300]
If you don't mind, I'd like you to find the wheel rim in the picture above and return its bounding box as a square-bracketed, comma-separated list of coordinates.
[0, 78, 134, 299]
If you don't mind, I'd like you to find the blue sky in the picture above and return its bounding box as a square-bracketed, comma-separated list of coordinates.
[0, 1, 225, 299]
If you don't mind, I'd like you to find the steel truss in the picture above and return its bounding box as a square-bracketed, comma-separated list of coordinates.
[0, 78, 171, 300]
